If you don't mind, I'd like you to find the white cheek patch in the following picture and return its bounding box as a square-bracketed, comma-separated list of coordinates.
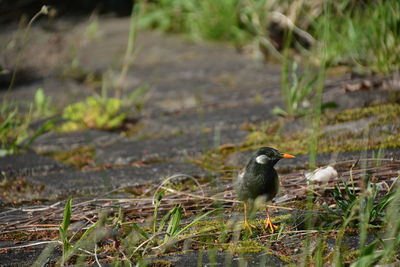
[255, 155, 269, 164]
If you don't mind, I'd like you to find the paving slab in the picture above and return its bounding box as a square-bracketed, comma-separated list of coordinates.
[0, 245, 49, 267]
[323, 86, 399, 111]
[152, 103, 278, 133]
[95, 129, 247, 165]
[10, 250, 288, 267]
[134, 103, 278, 140]
[0, 151, 67, 180]
[150, 250, 288, 267]
[32, 129, 125, 154]
[26, 161, 205, 199]
[0, 77, 95, 111]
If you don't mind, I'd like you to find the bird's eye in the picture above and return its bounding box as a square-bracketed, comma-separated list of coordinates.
[255, 155, 269, 164]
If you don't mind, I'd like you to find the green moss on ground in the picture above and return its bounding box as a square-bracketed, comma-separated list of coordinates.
[228, 240, 264, 254]
[323, 103, 400, 124]
[148, 260, 175, 267]
[45, 145, 96, 168]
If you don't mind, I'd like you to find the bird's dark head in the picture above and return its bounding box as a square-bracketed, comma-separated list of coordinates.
[251, 147, 295, 167]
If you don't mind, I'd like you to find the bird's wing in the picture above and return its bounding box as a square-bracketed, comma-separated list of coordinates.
[235, 168, 246, 189]
[237, 168, 245, 181]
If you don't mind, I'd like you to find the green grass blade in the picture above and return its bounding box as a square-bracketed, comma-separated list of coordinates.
[20, 119, 55, 151]
[59, 196, 72, 264]
[60, 197, 72, 237]
[77, 220, 99, 243]
[167, 205, 182, 237]
[132, 223, 149, 240]
[163, 205, 182, 242]
[153, 190, 164, 234]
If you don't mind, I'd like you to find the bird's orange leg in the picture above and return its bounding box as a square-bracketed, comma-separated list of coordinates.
[265, 208, 278, 233]
[243, 203, 256, 232]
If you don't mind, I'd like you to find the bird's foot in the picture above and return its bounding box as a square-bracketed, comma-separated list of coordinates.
[243, 220, 256, 233]
[265, 218, 278, 233]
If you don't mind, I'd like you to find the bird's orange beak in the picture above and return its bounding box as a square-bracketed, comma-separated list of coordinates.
[282, 153, 295, 159]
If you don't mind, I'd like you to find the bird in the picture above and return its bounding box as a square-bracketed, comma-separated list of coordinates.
[235, 147, 295, 232]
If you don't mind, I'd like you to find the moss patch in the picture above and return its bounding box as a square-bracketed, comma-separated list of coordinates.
[189, 144, 240, 172]
[228, 240, 264, 254]
[148, 260, 175, 267]
[47, 145, 96, 168]
[323, 103, 400, 124]
[195, 219, 224, 233]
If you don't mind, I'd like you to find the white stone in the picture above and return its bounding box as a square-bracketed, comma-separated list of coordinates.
[305, 166, 338, 182]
